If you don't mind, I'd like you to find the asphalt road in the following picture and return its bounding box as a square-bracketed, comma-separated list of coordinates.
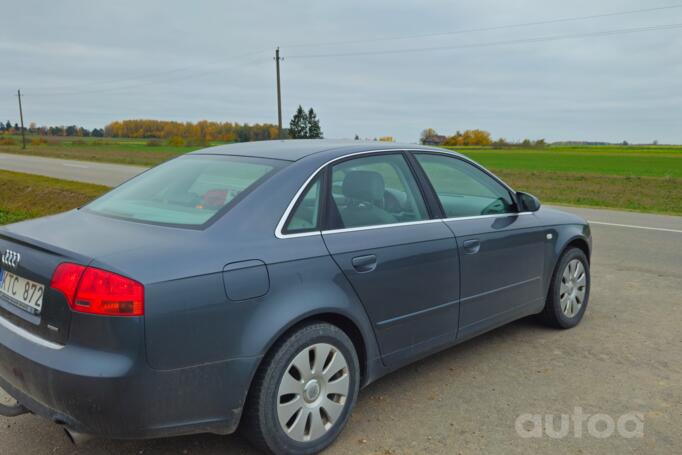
[0, 152, 145, 186]
[1, 155, 681, 454]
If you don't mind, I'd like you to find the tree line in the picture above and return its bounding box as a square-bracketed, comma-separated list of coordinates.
[0, 119, 281, 144]
[104, 120, 280, 143]
[0, 121, 105, 137]
[420, 128, 547, 148]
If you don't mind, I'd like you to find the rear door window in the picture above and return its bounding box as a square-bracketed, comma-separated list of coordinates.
[328, 154, 429, 229]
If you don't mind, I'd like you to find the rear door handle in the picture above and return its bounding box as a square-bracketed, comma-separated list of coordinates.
[462, 239, 481, 255]
[351, 254, 377, 273]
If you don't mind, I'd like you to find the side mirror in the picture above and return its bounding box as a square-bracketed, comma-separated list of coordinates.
[517, 192, 541, 212]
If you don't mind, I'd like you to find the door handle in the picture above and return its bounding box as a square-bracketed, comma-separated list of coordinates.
[462, 239, 481, 255]
[351, 254, 377, 273]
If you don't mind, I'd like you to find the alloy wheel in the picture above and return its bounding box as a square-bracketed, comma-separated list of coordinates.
[560, 258, 587, 317]
[276, 343, 350, 443]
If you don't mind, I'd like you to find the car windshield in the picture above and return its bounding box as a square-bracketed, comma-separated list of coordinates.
[85, 154, 283, 226]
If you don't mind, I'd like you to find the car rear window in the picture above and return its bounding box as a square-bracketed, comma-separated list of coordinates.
[85, 154, 283, 227]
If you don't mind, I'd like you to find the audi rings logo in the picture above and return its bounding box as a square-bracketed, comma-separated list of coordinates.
[1, 250, 21, 269]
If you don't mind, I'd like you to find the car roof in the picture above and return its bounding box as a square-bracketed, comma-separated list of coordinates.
[190, 139, 456, 162]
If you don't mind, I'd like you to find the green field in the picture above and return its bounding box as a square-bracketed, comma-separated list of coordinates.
[449, 145, 682, 178]
[448, 145, 682, 215]
[0, 137, 681, 216]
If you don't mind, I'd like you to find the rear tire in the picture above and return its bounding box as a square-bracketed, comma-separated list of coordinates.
[542, 247, 590, 329]
[241, 322, 360, 455]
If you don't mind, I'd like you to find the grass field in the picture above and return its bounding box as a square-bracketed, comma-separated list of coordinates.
[0, 137, 681, 217]
[449, 145, 682, 215]
[449, 145, 682, 178]
[0, 170, 107, 224]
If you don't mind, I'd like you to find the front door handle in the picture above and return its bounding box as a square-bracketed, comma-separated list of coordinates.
[351, 254, 377, 273]
[462, 239, 481, 255]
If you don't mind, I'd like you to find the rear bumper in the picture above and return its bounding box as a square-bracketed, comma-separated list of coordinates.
[0, 314, 261, 439]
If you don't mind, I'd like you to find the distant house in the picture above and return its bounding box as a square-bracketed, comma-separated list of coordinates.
[422, 135, 447, 145]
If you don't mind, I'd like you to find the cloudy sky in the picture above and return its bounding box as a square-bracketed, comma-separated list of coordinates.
[1, 0, 681, 143]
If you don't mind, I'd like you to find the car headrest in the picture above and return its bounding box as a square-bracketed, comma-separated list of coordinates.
[202, 189, 228, 208]
[343, 170, 385, 203]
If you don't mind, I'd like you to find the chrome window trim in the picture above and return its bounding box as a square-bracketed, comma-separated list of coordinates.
[322, 218, 442, 235]
[275, 148, 524, 239]
[442, 212, 533, 223]
[0, 314, 64, 350]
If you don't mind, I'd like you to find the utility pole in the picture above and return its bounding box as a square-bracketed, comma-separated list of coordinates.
[274, 47, 283, 138]
[17, 89, 26, 149]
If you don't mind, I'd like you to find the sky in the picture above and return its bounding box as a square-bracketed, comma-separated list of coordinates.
[1, 0, 681, 143]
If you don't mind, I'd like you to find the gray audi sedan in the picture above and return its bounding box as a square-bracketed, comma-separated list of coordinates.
[0, 140, 591, 454]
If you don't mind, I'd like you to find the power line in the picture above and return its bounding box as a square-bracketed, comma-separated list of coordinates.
[286, 23, 682, 60]
[17, 4, 682, 97]
[282, 4, 682, 49]
[24, 49, 270, 96]
[16, 90, 26, 149]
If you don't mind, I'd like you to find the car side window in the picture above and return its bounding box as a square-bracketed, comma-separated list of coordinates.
[414, 153, 516, 218]
[328, 154, 428, 229]
[284, 175, 322, 233]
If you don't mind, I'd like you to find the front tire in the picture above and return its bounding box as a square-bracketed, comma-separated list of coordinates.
[542, 247, 590, 329]
[242, 322, 360, 455]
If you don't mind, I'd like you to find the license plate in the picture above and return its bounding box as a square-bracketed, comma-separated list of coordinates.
[0, 269, 44, 315]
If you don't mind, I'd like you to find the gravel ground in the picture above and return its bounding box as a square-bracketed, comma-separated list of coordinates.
[1, 210, 681, 454]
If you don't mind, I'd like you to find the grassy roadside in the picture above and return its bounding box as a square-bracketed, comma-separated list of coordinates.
[496, 170, 682, 216]
[0, 170, 107, 224]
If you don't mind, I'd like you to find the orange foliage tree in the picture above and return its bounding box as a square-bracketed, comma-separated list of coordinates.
[103, 119, 279, 143]
[443, 129, 492, 146]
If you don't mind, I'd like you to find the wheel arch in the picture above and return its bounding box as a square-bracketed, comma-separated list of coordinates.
[563, 237, 591, 263]
[542, 224, 592, 299]
[244, 307, 378, 407]
[272, 312, 368, 384]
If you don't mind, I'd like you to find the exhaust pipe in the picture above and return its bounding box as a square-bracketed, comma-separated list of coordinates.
[0, 401, 29, 417]
[64, 428, 95, 446]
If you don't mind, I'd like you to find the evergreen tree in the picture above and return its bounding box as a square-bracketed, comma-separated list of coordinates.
[5, 121, 11, 131]
[307, 108, 322, 139]
[288, 105, 309, 139]
[354, 134, 360, 140]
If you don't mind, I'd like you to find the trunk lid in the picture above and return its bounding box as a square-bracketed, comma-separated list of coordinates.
[0, 209, 182, 345]
[1, 208, 221, 346]
[0, 228, 90, 345]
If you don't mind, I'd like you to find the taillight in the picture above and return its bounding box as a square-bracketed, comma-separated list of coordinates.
[50, 263, 86, 307]
[51, 263, 144, 316]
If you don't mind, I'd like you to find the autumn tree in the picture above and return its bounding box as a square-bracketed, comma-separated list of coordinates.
[443, 129, 492, 146]
[420, 128, 438, 144]
[103, 119, 277, 142]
